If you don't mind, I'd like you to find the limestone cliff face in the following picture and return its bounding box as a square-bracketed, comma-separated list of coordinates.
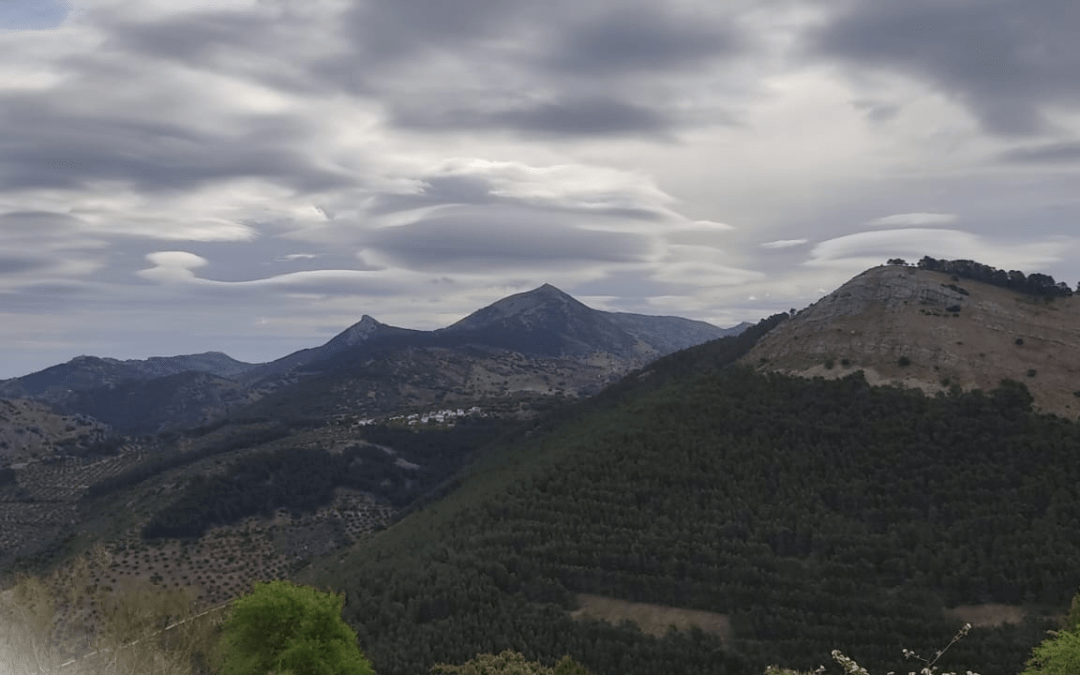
[743, 265, 1080, 416]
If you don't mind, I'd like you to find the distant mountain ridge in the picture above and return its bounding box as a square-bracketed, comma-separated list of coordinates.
[0, 285, 743, 432]
[244, 284, 739, 382]
[0, 352, 255, 402]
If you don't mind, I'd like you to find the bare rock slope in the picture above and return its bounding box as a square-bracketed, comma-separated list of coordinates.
[743, 264, 1080, 416]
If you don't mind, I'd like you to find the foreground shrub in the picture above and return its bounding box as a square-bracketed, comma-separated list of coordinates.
[214, 580, 375, 675]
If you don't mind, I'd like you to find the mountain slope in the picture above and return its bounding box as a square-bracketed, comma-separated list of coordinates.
[300, 314, 1070, 675]
[743, 263, 1080, 416]
[0, 399, 110, 465]
[239, 316, 427, 385]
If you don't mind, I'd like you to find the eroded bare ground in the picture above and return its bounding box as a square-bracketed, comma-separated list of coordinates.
[944, 603, 1030, 627]
[570, 593, 733, 641]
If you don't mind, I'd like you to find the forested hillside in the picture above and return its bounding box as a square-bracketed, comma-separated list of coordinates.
[311, 317, 1079, 675]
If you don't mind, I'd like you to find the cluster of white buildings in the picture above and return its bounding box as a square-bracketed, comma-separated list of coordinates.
[354, 406, 483, 428]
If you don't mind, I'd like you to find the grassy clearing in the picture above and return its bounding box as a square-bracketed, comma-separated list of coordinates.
[570, 593, 732, 641]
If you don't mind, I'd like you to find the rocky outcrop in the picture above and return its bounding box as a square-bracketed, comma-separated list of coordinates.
[744, 265, 1080, 416]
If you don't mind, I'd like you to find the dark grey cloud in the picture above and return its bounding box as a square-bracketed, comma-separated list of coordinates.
[0, 257, 49, 274]
[851, 99, 901, 123]
[364, 207, 654, 270]
[100, 10, 270, 67]
[93, 6, 333, 95]
[336, 0, 517, 65]
[0, 96, 352, 194]
[807, 0, 1080, 135]
[542, 6, 748, 77]
[332, 1, 751, 137]
[391, 97, 675, 139]
[0, 211, 81, 235]
[999, 141, 1080, 164]
[70, 1, 756, 143]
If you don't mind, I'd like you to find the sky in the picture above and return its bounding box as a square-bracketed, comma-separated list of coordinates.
[2, 0, 1080, 378]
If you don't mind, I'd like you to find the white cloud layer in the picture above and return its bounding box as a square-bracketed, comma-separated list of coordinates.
[761, 238, 809, 249]
[865, 212, 958, 227]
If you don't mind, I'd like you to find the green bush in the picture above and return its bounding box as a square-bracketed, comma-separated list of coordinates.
[214, 580, 375, 675]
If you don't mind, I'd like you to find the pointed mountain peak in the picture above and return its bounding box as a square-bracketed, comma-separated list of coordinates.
[326, 314, 386, 349]
[444, 284, 588, 332]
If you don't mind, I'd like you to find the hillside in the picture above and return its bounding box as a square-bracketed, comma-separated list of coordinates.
[743, 263, 1080, 416]
[300, 316, 1074, 675]
[0, 399, 111, 465]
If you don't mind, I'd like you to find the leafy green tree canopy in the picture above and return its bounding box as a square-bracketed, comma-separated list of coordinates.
[215, 580, 375, 675]
[1021, 630, 1080, 675]
[1022, 591, 1080, 675]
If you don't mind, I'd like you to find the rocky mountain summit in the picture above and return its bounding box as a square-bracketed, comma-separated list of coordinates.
[434, 284, 730, 362]
[743, 263, 1080, 416]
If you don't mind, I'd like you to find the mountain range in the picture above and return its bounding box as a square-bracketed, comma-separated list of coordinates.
[0, 284, 744, 433]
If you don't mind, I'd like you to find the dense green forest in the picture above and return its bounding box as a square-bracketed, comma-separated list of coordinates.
[307, 319, 1078, 675]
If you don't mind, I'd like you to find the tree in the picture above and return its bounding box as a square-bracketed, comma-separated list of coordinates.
[214, 580, 375, 675]
[1021, 591, 1080, 675]
[1021, 630, 1080, 675]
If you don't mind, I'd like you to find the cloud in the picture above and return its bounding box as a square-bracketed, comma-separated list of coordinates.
[0, 95, 352, 195]
[0, 256, 50, 274]
[806, 228, 1065, 272]
[541, 5, 749, 77]
[851, 99, 901, 122]
[392, 97, 677, 139]
[761, 238, 809, 249]
[652, 261, 765, 287]
[865, 212, 958, 227]
[688, 220, 736, 231]
[999, 141, 1080, 164]
[322, 0, 755, 138]
[806, 0, 1080, 135]
[278, 254, 322, 261]
[137, 251, 209, 283]
[362, 206, 657, 271]
[0, 0, 71, 31]
[369, 159, 679, 221]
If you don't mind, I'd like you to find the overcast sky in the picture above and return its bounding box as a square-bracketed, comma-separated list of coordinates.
[2, 0, 1080, 378]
